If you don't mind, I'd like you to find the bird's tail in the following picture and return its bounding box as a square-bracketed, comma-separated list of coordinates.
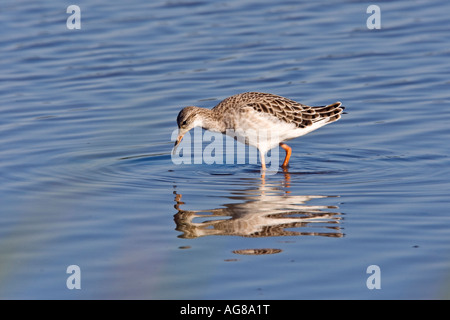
[312, 102, 345, 123]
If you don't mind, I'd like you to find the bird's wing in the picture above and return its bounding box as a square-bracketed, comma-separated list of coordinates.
[213, 92, 344, 129]
[242, 93, 344, 128]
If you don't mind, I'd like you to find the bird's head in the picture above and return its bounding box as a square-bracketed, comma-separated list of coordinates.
[174, 106, 204, 148]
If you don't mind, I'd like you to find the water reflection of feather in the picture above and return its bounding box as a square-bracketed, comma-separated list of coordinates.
[173, 174, 344, 240]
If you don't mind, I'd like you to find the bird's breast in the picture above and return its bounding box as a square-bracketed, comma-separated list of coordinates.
[222, 108, 298, 152]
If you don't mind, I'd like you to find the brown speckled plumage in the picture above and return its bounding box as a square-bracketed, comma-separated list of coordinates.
[212, 92, 344, 129]
[174, 92, 345, 170]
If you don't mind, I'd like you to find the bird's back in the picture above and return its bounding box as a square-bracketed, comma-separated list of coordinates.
[212, 92, 344, 129]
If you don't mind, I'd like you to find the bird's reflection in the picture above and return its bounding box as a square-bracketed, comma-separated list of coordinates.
[173, 171, 344, 250]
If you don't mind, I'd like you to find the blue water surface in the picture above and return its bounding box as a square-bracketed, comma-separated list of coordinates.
[0, 0, 449, 299]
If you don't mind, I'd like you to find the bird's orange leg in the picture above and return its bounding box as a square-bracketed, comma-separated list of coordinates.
[279, 143, 292, 168]
[259, 151, 266, 170]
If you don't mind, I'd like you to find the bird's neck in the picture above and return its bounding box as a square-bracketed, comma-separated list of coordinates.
[198, 108, 226, 133]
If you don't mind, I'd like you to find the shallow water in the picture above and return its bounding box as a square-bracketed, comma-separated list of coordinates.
[1, 0, 450, 299]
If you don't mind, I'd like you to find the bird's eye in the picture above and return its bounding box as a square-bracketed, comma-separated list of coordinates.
[182, 120, 187, 127]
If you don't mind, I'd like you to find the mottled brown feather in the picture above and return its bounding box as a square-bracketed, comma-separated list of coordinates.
[212, 92, 344, 129]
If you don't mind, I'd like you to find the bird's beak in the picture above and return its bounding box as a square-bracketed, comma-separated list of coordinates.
[174, 134, 184, 148]
[172, 134, 184, 154]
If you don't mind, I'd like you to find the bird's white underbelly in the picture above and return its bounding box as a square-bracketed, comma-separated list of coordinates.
[223, 110, 329, 154]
